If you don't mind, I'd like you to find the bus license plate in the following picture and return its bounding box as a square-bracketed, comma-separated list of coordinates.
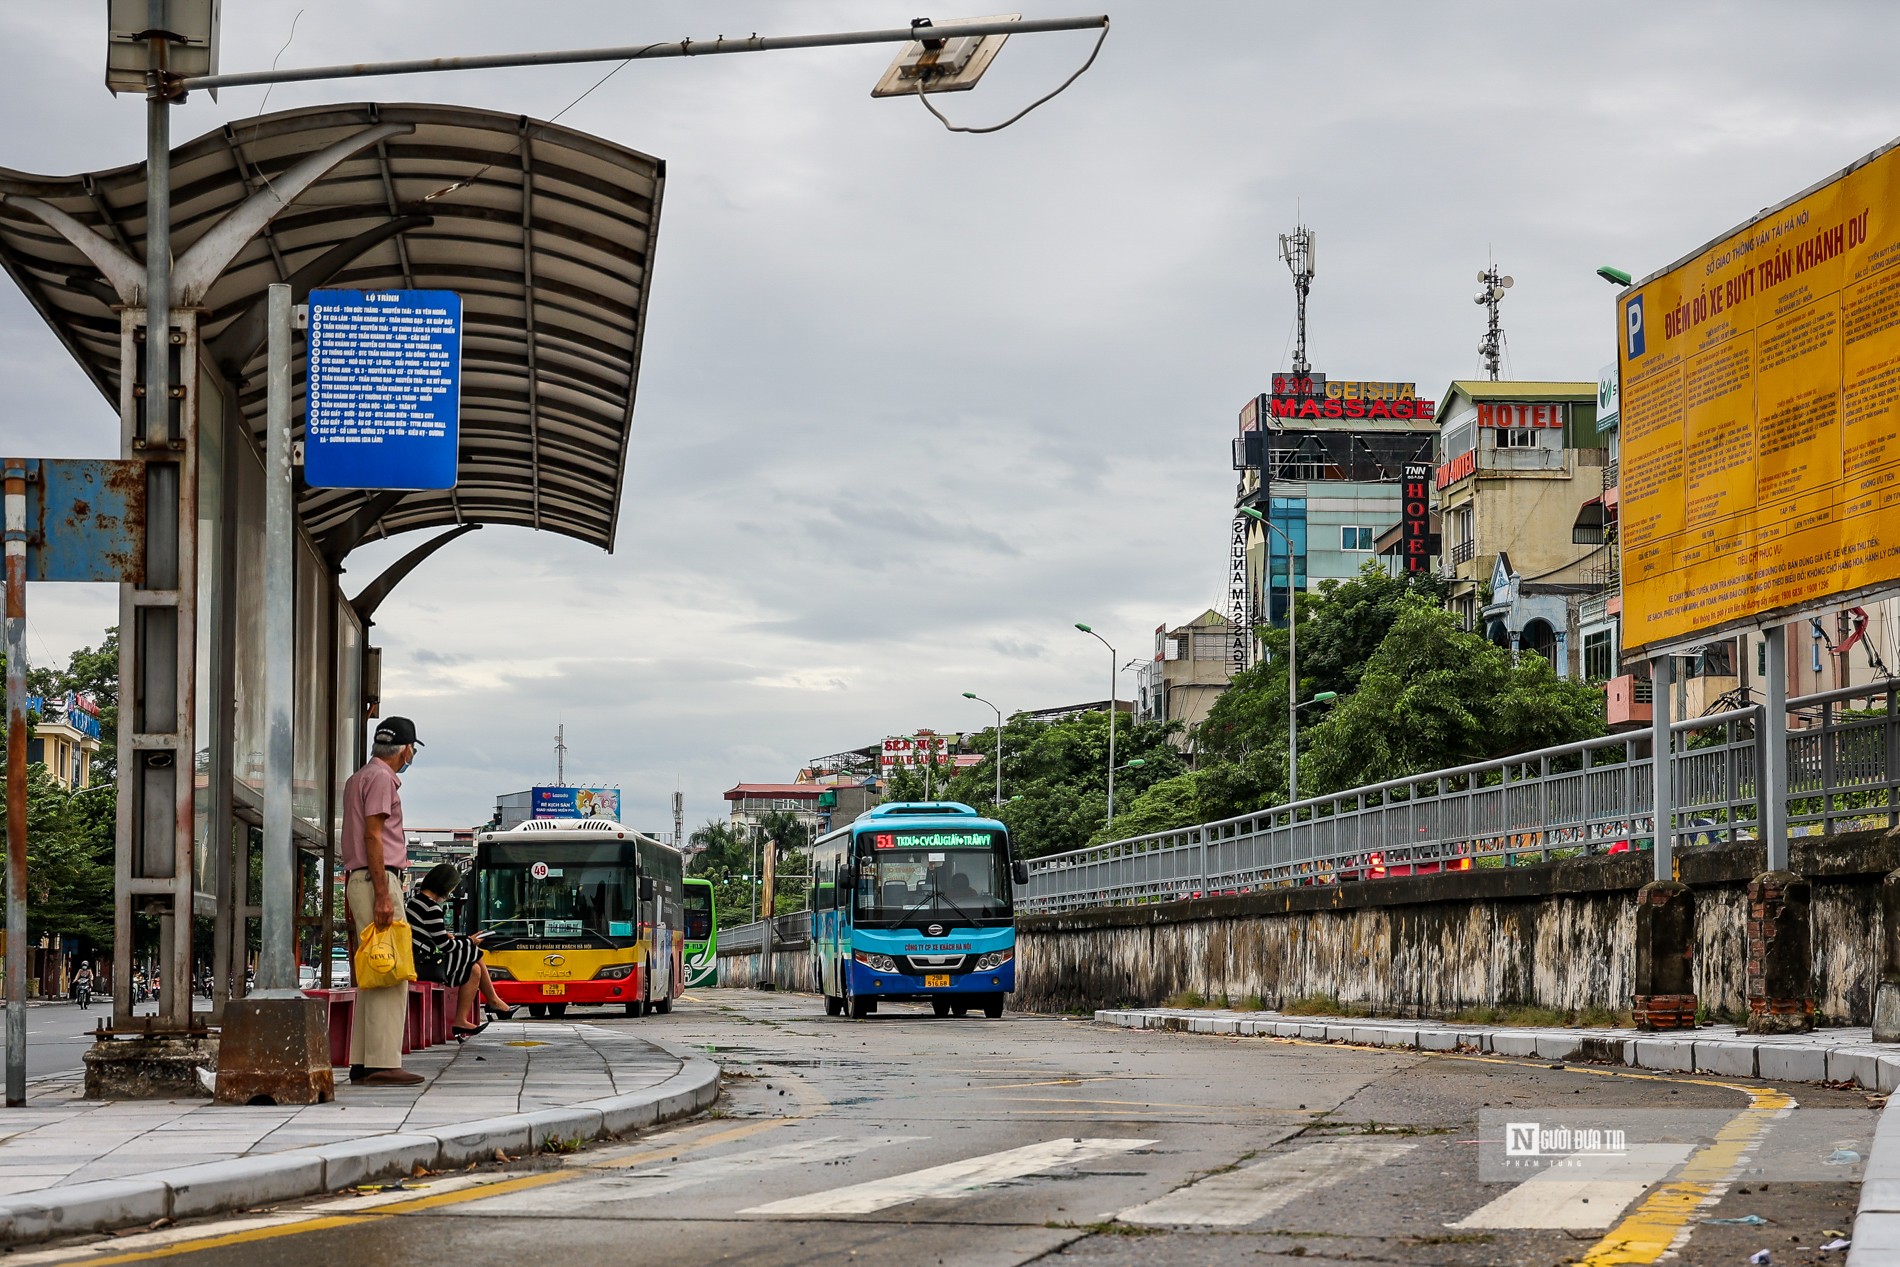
[541, 984, 566, 996]
[925, 974, 951, 988]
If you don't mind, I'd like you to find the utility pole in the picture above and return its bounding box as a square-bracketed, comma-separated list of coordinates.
[1476, 264, 1513, 380]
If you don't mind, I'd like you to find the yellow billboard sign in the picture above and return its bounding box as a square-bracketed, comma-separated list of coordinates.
[1620, 138, 1900, 653]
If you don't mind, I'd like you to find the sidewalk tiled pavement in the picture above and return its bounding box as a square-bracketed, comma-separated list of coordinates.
[0, 1020, 681, 1198]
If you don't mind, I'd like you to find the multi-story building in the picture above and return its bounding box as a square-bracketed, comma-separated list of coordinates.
[1134, 610, 1236, 748]
[724, 783, 828, 837]
[26, 692, 101, 792]
[1431, 380, 1606, 676]
[1233, 376, 1439, 655]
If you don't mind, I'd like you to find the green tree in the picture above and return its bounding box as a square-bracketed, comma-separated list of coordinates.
[1300, 595, 1607, 792]
[1297, 564, 1448, 701]
[940, 710, 1184, 859]
[1098, 771, 1203, 842]
[686, 819, 754, 925]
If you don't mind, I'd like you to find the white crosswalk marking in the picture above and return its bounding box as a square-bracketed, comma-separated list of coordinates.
[1448, 1143, 1696, 1230]
[1117, 1136, 1416, 1226]
[445, 1135, 925, 1215]
[742, 1137, 1157, 1217]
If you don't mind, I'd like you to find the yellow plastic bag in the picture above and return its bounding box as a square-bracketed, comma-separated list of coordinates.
[355, 920, 417, 989]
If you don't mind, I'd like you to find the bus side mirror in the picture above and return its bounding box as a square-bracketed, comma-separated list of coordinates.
[639, 876, 655, 902]
[839, 866, 856, 893]
[1012, 861, 1030, 886]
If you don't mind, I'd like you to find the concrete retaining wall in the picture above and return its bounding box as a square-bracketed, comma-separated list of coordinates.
[1017, 830, 1899, 1023]
[716, 942, 810, 992]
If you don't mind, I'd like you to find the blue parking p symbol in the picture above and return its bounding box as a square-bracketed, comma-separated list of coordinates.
[1625, 295, 1645, 359]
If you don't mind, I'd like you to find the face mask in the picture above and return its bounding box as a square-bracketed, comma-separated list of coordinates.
[399, 748, 415, 774]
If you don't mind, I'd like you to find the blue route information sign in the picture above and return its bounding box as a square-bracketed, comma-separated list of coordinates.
[305, 289, 462, 490]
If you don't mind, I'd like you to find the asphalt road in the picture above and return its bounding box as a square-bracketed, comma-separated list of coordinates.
[19, 990, 1877, 1266]
[1, 997, 166, 1083]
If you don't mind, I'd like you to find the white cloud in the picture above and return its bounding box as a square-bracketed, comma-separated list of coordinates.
[1, 1, 1895, 831]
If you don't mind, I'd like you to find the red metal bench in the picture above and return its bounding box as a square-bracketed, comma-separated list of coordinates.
[301, 987, 355, 1067]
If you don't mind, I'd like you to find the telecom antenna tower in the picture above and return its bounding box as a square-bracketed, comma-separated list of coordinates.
[1476, 264, 1513, 380]
[554, 723, 567, 786]
[1277, 225, 1317, 376]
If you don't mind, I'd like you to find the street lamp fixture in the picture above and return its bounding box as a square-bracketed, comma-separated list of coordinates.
[961, 691, 1005, 807]
[1297, 691, 1338, 710]
[1596, 265, 1632, 287]
[1074, 622, 1120, 828]
[1238, 506, 1304, 800]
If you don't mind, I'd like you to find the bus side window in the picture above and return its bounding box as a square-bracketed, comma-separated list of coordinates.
[815, 853, 833, 910]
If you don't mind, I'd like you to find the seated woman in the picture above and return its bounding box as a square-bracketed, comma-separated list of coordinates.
[406, 863, 516, 1037]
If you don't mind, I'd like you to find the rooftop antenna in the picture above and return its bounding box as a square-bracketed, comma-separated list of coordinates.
[1475, 263, 1512, 380]
[554, 723, 567, 787]
[1277, 224, 1317, 376]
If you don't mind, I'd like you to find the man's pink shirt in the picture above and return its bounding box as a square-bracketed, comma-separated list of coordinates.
[341, 759, 407, 872]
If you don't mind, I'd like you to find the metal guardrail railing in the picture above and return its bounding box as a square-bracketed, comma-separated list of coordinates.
[1021, 679, 1900, 915]
[717, 910, 811, 954]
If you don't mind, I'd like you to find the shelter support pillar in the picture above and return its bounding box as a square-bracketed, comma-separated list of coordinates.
[215, 284, 331, 1104]
[1747, 625, 1813, 1033]
[1634, 655, 1697, 1031]
[1874, 870, 1900, 1042]
[88, 299, 219, 1093]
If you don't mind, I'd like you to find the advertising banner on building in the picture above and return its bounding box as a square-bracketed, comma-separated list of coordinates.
[1620, 136, 1900, 653]
[531, 786, 621, 820]
[1401, 462, 1434, 572]
[881, 735, 951, 771]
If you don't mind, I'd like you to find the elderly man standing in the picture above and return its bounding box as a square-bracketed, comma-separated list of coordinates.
[343, 716, 425, 1086]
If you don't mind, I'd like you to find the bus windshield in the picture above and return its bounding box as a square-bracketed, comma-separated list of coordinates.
[854, 840, 1011, 925]
[684, 884, 713, 941]
[478, 843, 637, 939]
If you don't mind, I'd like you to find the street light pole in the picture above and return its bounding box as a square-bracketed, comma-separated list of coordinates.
[1075, 624, 1117, 826]
[962, 693, 1005, 806]
[1240, 508, 1300, 799]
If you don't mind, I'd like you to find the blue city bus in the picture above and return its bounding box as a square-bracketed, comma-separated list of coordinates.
[809, 802, 1028, 1019]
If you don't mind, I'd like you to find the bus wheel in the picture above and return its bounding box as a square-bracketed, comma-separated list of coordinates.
[931, 1000, 951, 1018]
[548, 1003, 569, 1018]
[528, 1004, 548, 1019]
[849, 993, 872, 1020]
[654, 996, 672, 1015]
[825, 994, 843, 1017]
[982, 994, 1005, 1019]
[624, 1000, 644, 1017]
[950, 1004, 968, 1017]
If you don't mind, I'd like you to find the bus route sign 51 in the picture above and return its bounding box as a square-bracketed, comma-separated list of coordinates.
[305, 289, 462, 490]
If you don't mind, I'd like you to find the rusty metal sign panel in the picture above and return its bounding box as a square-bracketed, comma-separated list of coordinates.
[24, 459, 145, 583]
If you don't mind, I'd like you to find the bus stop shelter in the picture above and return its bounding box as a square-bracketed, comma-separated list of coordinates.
[0, 102, 664, 1066]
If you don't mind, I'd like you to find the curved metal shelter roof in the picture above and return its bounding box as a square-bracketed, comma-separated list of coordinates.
[0, 102, 665, 554]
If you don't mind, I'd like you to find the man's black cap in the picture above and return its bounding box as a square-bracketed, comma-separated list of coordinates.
[374, 716, 424, 748]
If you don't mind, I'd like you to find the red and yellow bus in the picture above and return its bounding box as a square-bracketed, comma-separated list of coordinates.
[470, 819, 683, 1018]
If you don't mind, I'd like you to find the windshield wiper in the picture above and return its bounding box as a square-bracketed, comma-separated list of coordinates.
[899, 879, 980, 928]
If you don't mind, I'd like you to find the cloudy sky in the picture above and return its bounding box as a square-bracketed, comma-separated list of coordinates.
[1, 2, 1896, 833]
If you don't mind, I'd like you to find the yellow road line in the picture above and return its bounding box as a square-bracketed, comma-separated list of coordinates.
[67, 1216, 374, 1267]
[1574, 1083, 1792, 1266]
[63, 1072, 827, 1264]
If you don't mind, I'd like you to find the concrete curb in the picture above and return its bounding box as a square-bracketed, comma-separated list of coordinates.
[1097, 1007, 1900, 1263]
[0, 1053, 721, 1246]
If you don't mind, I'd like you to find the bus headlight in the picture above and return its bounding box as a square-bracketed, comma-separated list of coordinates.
[973, 949, 1014, 972]
[486, 966, 514, 981]
[853, 951, 898, 972]
[593, 964, 637, 980]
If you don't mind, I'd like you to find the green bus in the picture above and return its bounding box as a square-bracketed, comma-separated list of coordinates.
[683, 877, 717, 988]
